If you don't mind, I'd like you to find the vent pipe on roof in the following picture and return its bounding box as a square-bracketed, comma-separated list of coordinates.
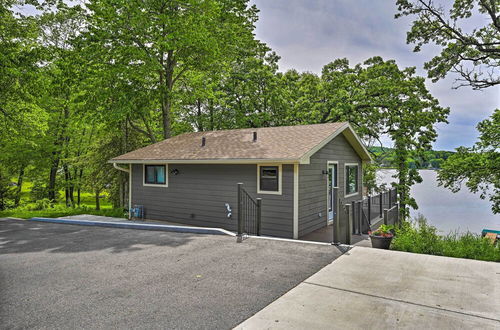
[201, 137, 206, 147]
[253, 131, 257, 142]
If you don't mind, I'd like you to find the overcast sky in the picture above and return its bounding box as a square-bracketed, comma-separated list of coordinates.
[251, 0, 499, 151]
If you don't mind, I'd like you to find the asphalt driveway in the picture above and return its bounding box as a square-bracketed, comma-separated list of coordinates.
[0, 219, 342, 329]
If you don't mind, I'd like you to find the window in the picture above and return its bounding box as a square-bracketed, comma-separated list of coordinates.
[144, 165, 167, 186]
[345, 164, 359, 196]
[257, 164, 282, 194]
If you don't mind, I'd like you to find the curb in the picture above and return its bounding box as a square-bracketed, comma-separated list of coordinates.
[28, 217, 236, 236]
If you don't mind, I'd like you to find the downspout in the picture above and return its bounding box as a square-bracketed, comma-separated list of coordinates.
[112, 163, 132, 219]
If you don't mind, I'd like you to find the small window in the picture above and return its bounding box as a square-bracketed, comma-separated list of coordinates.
[257, 165, 282, 194]
[144, 165, 167, 186]
[345, 164, 359, 196]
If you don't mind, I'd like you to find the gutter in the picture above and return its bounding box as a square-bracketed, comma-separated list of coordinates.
[113, 162, 130, 173]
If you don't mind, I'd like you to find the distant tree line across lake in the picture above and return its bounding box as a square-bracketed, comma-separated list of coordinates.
[370, 147, 455, 170]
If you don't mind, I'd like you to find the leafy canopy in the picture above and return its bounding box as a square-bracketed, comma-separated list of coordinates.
[438, 110, 500, 213]
[396, 0, 500, 89]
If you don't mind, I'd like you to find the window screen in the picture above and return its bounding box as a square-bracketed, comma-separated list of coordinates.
[346, 165, 358, 195]
[259, 166, 279, 192]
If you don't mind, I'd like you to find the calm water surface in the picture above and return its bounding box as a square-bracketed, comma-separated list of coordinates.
[377, 169, 500, 234]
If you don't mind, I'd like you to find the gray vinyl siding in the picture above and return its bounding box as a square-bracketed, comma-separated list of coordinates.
[298, 134, 362, 237]
[131, 164, 294, 238]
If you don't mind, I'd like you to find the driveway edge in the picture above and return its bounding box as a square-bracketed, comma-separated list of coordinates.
[28, 217, 236, 236]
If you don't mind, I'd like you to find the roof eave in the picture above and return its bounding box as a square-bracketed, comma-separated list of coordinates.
[108, 158, 301, 165]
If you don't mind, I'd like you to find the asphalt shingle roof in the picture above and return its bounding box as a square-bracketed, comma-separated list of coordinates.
[111, 122, 348, 162]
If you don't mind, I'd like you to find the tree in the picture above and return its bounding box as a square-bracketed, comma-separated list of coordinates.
[84, 0, 261, 139]
[397, 0, 499, 213]
[0, 0, 47, 208]
[438, 110, 499, 213]
[396, 0, 500, 89]
[289, 57, 449, 218]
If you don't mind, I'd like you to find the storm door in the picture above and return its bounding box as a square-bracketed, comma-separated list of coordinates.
[327, 163, 338, 222]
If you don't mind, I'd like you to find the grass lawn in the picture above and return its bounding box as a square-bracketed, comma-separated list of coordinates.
[0, 207, 126, 219]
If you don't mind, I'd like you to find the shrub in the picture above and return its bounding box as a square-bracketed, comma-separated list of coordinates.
[26, 198, 53, 211]
[391, 215, 500, 262]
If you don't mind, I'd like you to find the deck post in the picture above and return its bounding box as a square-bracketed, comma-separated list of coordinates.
[237, 183, 243, 242]
[379, 192, 383, 217]
[256, 198, 262, 236]
[345, 204, 352, 245]
[395, 203, 399, 225]
[367, 196, 371, 225]
[351, 201, 356, 234]
[357, 201, 363, 234]
[383, 208, 388, 226]
[389, 190, 392, 208]
[333, 197, 341, 244]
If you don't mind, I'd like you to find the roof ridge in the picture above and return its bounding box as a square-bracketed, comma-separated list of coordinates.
[173, 121, 347, 137]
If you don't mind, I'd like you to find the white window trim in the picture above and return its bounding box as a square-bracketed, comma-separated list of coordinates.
[143, 164, 169, 187]
[257, 164, 282, 195]
[344, 162, 359, 198]
[326, 161, 339, 224]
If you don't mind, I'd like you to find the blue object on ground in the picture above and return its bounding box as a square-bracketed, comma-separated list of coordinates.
[481, 229, 500, 236]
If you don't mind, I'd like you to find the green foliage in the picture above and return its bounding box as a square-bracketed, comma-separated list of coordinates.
[396, 0, 499, 89]
[25, 198, 53, 211]
[438, 110, 500, 213]
[0, 1, 451, 222]
[370, 224, 395, 237]
[391, 215, 500, 262]
[370, 146, 454, 169]
[0, 206, 126, 220]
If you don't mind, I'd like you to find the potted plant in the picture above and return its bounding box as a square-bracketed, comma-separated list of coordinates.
[369, 225, 394, 249]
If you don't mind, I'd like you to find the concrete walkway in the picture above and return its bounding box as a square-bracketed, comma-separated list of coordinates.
[236, 247, 500, 329]
[26, 214, 236, 236]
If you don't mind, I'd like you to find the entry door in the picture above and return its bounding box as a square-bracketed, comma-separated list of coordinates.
[328, 163, 338, 221]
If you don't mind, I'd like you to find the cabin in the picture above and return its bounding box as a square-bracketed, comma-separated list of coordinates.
[110, 122, 371, 239]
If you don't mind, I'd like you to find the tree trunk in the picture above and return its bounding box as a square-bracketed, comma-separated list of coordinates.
[95, 189, 100, 211]
[209, 101, 214, 131]
[48, 158, 60, 201]
[77, 168, 83, 207]
[14, 166, 25, 207]
[160, 50, 175, 139]
[196, 99, 204, 131]
[64, 163, 71, 207]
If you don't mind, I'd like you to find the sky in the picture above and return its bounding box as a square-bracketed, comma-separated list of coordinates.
[251, 0, 499, 151]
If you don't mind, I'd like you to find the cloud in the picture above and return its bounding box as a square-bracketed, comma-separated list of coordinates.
[251, 0, 500, 150]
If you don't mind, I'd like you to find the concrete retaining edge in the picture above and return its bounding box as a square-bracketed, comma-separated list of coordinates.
[28, 217, 236, 236]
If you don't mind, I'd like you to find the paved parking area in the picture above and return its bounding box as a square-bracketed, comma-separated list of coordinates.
[0, 219, 342, 329]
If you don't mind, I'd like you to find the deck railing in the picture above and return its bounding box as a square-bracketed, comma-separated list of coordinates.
[237, 183, 262, 241]
[338, 188, 399, 244]
[351, 188, 398, 235]
[384, 204, 399, 226]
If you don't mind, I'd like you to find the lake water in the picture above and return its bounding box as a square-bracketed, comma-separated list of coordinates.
[377, 169, 500, 234]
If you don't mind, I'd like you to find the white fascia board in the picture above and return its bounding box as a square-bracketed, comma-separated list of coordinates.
[110, 159, 300, 165]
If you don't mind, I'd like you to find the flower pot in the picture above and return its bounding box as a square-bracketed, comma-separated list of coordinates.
[370, 235, 393, 249]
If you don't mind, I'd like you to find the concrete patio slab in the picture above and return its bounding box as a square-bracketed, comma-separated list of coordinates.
[236, 247, 500, 329]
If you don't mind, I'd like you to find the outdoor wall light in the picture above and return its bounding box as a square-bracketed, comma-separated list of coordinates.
[322, 170, 328, 175]
[170, 169, 180, 175]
